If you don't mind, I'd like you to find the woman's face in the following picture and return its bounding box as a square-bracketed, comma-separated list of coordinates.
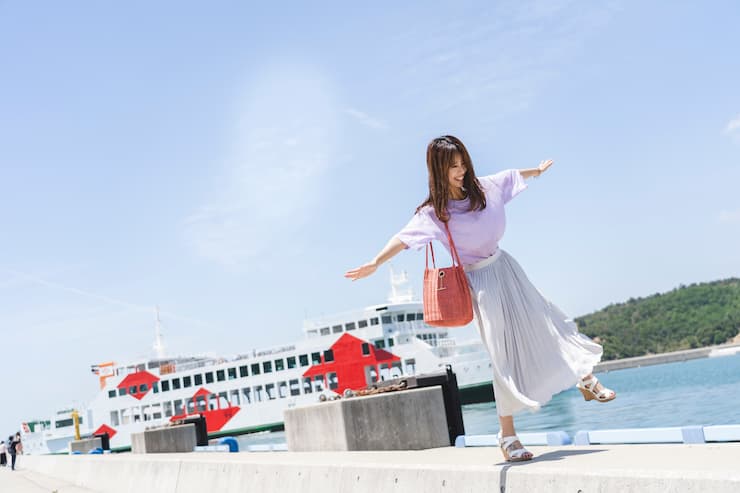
[447, 154, 466, 192]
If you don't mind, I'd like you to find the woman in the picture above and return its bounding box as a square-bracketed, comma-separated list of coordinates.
[344, 135, 615, 462]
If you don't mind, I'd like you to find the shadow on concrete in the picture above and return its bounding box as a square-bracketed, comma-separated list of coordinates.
[495, 449, 607, 491]
[492, 448, 607, 466]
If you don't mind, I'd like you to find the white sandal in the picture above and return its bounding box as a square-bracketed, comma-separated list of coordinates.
[497, 431, 533, 462]
[577, 375, 616, 402]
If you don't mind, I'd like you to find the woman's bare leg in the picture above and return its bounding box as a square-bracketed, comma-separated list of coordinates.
[498, 415, 533, 459]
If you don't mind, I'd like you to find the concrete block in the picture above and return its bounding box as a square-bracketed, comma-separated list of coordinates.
[681, 426, 705, 444]
[69, 438, 102, 454]
[284, 386, 449, 451]
[131, 424, 196, 454]
[704, 425, 740, 442]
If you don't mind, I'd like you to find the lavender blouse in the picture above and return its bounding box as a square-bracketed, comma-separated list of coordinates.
[395, 169, 527, 266]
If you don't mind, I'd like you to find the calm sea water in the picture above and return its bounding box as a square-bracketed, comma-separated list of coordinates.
[237, 352, 740, 448]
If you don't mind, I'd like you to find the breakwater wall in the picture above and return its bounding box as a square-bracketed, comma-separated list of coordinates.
[593, 342, 740, 373]
[18, 443, 740, 493]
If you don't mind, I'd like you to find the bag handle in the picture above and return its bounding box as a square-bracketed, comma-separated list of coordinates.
[425, 221, 463, 269]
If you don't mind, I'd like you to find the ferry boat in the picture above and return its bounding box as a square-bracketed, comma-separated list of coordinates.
[21, 271, 495, 454]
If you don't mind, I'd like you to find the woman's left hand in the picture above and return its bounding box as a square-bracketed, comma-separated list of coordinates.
[537, 159, 553, 176]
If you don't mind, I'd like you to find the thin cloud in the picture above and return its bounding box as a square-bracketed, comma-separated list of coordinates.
[724, 114, 740, 136]
[4, 269, 212, 328]
[718, 209, 740, 224]
[344, 107, 388, 130]
[184, 65, 339, 269]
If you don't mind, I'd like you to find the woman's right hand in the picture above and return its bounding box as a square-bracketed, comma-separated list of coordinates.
[344, 261, 378, 281]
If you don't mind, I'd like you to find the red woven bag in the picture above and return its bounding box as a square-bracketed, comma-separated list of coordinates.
[423, 222, 474, 327]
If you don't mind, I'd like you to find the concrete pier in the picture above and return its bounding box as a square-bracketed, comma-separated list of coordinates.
[10, 443, 740, 493]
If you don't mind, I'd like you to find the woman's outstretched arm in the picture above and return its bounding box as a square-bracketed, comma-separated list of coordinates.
[519, 159, 553, 179]
[344, 236, 407, 281]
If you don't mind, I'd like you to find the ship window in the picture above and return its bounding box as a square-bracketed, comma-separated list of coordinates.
[161, 380, 170, 392]
[194, 374, 202, 385]
[251, 364, 261, 375]
[121, 409, 131, 425]
[303, 377, 312, 394]
[219, 391, 228, 406]
[324, 349, 334, 362]
[287, 357, 296, 369]
[397, 314, 405, 322]
[370, 317, 379, 325]
[263, 361, 272, 373]
[239, 365, 248, 378]
[366, 365, 378, 384]
[183, 376, 192, 388]
[388, 338, 395, 347]
[391, 361, 403, 378]
[320, 327, 330, 335]
[216, 370, 225, 381]
[345, 322, 356, 331]
[361, 342, 370, 356]
[228, 367, 237, 380]
[327, 372, 339, 390]
[407, 313, 416, 321]
[299, 354, 309, 367]
[129, 386, 137, 395]
[118, 387, 127, 396]
[139, 384, 148, 392]
[266, 383, 276, 400]
[152, 404, 162, 420]
[381, 315, 392, 324]
[174, 399, 184, 415]
[241, 387, 252, 404]
[307, 329, 318, 337]
[254, 385, 263, 402]
[208, 394, 218, 410]
[358, 320, 368, 328]
[172, 378, 181, 390]
[55, 419, 73, 428]
[132, 408, 141, 423]
[374, 339, 386, 349]
[108, 390, 116, 398]
[405, 358, 416, 375]
[195, 395, 206, 412]
[417, 312, 423, 320]
[311, 352, 321, 364]
[332, 325, 343, 333]
[163, 401, 173, 417]
[289, 379, 300, 396]
[278, 381, 288, 398]
[230, 389, 240, 405]
[152, 382, 159, 393]
[275, 359, 284, 372]
[313, 375, 325, 392]
[110, 410, 119, 426]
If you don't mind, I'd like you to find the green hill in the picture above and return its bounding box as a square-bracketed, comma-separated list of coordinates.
[575, 278, 740, 360]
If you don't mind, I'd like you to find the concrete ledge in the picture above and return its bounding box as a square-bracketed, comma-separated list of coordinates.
[70, 437, 103, 454]
[284, 386, 449, 451]
[19, 444, 740, 493]
[131, 424, 196, 454]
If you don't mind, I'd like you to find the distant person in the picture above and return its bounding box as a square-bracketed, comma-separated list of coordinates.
[0, 440, 6, 466]
[345, 135, 616, 462]
[9, 432, 21, 470]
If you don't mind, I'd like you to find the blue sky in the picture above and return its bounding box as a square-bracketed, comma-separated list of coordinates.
[1, 1, 739, 433]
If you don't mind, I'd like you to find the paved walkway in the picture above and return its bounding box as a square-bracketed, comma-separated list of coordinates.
[0, 466, 97, 492]
[15, 443, 740, 492]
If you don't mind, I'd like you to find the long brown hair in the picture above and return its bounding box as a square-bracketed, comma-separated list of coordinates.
[416, 135, 486, 221]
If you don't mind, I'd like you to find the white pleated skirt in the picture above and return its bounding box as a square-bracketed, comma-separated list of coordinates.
[465, 249, 603, 416]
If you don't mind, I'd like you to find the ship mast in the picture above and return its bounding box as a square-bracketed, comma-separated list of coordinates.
[153, 305, 166, 359]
